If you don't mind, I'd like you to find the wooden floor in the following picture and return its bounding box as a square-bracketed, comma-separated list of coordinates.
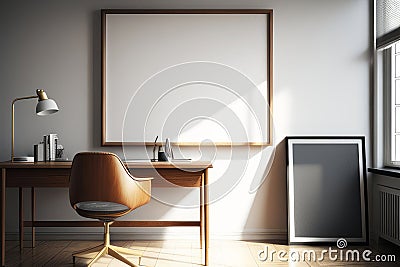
[3, 239, 399, 266]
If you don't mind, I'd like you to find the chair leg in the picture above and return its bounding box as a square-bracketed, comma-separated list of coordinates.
[87, 246, 107, 267]
[109, 245, 141, 255]
[73, 245, 103, 264]
[109, 245, 142, 265]
[72, 244, 103, 257]
[72, 222, 142, 266]
[108, 247, 139, 267]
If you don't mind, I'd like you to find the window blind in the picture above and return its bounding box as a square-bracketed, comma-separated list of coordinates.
[377, 0, 400, 49]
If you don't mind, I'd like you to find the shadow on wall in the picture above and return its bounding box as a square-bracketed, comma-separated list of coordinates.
[244, 139, 288, 241]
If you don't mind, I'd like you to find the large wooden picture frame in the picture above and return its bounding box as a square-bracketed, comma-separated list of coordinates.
[101, 9, 273, 146]
[286, 136, 368, 244]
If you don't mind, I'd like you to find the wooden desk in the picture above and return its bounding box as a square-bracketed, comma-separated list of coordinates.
[0, 161, 212, 266]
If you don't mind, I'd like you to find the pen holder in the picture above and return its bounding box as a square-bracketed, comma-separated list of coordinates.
[158, 151, 168, 162]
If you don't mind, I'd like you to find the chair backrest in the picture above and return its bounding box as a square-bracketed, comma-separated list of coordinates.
[69, 152, 151, 212]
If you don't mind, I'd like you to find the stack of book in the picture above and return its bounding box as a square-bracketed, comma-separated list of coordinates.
[34, 133, 63, 162]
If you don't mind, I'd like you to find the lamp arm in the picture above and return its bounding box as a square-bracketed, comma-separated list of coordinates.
[12, 95, 38, 104]
[11, 95, 39, 161]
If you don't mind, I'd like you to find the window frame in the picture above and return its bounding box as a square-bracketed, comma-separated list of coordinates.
[384, 41, 400, 167]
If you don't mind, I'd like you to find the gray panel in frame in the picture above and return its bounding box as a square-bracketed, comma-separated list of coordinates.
[287, 137, 367, 244]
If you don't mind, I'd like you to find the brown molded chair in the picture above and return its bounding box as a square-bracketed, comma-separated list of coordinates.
[69, 152, 152, 267]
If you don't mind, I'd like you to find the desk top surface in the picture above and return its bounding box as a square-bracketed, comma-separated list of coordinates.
[0, 161, 213, 169]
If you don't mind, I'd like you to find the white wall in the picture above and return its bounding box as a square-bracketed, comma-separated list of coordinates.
[0, 0, 371, 240]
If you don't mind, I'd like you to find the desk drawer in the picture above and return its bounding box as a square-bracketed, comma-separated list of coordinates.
[129, 168, 202, 187]
[6, 169, 70, 187]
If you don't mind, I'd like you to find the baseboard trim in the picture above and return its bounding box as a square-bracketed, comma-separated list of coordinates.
[6, 229, 287, 241]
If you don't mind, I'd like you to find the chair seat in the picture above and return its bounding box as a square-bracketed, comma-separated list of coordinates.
[76, 201, 129, 213]
[75, 201, 130, 220]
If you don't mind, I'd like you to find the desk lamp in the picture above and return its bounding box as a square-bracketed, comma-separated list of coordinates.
[11, 89, 59, 162]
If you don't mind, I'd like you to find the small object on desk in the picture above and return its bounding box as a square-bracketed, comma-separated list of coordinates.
[34, 142, 45, 162]
[12, 156, 34, 162]
[43, 135, 50, 161]
[54, 158, 70, 162]
[152, 135, 158, 162]
[48, 133, 57, 161]
[124, 159, 152, 162]
[165, 138, 172, 159]
[158, 146, 168, 161]
[56, 144, 64, 159]
[171, 158, 192, 161]
[164, 139, 191, 161]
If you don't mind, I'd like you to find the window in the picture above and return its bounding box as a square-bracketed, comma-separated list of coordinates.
[377, 0, 400, 167]
[385, 41, 400, 166]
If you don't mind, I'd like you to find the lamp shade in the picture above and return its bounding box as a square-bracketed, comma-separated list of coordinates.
[36, 99, 59, 115]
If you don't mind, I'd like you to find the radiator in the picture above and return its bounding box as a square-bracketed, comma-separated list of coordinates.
[379, 185, 400, 246]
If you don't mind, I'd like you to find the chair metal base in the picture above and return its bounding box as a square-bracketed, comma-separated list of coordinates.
[72, 222, 142, 267]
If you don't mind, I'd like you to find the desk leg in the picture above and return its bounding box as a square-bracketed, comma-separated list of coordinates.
[19, 188, 23, 251]
[31, 188, 35, 248]
[1, 169, 6, 267]
[204, 168, 209, 266]
[200, 175, 204, 249]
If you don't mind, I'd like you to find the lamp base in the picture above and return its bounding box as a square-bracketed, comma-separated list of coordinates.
[13, 156, 34, 162]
